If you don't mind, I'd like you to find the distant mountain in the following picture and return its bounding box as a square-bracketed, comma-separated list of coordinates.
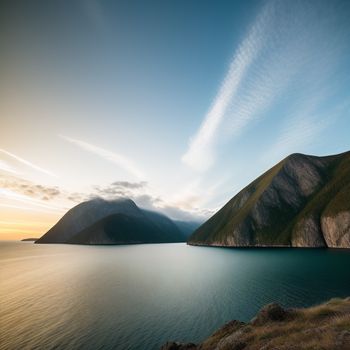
[188, 151, 350, 248]
[36, 198, 186, 244]
[173, 220, 202, 237]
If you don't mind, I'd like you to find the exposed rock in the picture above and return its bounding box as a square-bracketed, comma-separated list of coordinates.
[162, 297, 350, 350]
[250, 303, 288, 325]
[215, 331, 246, 350]
[188, 151, 350, 249]
[335, 330, 350, 347]
[291, 216, 326, 247]
[160, 342, 197, 350]
[322, 212, 350, 248]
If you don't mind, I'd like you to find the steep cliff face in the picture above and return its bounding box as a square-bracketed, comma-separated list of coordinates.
[36, 198, 186, 244]
[291, 216, 326, 247]
[188, 151, 350, 248]
[322, 212, 350, 248]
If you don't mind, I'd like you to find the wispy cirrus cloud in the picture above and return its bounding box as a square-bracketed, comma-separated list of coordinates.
[0, 168, 209, 221]
[261, 95, 349, 165]
[182, 0, 346, 172]
[93, 181, 147, 197]
[0, 203, 57, 213]
[181, 2, 273, 171]
[0, 149, 56, 177]
[0, 160, 19, 175]
[0, 174, 61, 201]
[0, 172, 65, 213]
[80, 179, 212, 221]
[262, 114, 331, 165]
[0, 188, 64, 213]
[60, 135, 145, 179]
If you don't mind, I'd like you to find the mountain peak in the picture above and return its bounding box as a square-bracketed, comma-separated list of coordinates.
[188, 151, 350, 248]
[36, 197, 189, 244]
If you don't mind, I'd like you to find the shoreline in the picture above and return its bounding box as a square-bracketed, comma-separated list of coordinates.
[162, 297, 350, 350]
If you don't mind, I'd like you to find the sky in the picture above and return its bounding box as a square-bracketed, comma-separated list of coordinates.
[1, 0, 350, 240]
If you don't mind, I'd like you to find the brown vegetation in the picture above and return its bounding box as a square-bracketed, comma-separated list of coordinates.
[162, 297, 350, 350]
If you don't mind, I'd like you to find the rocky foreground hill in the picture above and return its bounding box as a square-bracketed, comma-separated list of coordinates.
[189, 151, 350, 248]
[162, 297, 350, 350]
[36, 198, 196, 244]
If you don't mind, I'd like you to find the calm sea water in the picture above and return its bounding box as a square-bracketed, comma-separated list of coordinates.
[1, 241, 350, 350]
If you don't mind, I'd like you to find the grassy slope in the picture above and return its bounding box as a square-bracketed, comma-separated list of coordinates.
[322, 153, 350, 216]
[289, 152, 350, 243]
[162, 298, 350, 350]
[189, 160, 285, 244]
[68, 212, 185, 244]
[189, 151, 350, 247]
[187, 297, 350, 350]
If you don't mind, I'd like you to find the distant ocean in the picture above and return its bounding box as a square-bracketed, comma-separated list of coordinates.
[1, 241, 350, 350]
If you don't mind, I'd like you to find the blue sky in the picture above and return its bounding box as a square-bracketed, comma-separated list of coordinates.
[0, 0, 350, 237]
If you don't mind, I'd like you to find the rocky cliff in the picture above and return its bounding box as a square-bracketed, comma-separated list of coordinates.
[188, 151, 350, 248]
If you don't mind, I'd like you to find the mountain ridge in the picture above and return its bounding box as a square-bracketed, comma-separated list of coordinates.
[36, 197, 196, 245]
[188, 150, 350, 248]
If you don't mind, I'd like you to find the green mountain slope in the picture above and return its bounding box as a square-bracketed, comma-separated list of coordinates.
[36, 198, 186, 245]
[188, 151, 350, 248]
[67, 213, 180, 244]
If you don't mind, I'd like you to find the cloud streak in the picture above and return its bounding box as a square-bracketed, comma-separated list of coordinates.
[0, 174, 61, 201]
[182, 2, 273, 171]
[182, 0, 346, 172]
[262, 115, 330, 165]
[60, 135, 145, 179]
[261, 92, 348, 165]
[80, 179, 213, 221]
[0, 168, 213, 221]
[0, 160, 19, 175]
[0, 188, 64, 212]
[0, 149, 56, 177]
